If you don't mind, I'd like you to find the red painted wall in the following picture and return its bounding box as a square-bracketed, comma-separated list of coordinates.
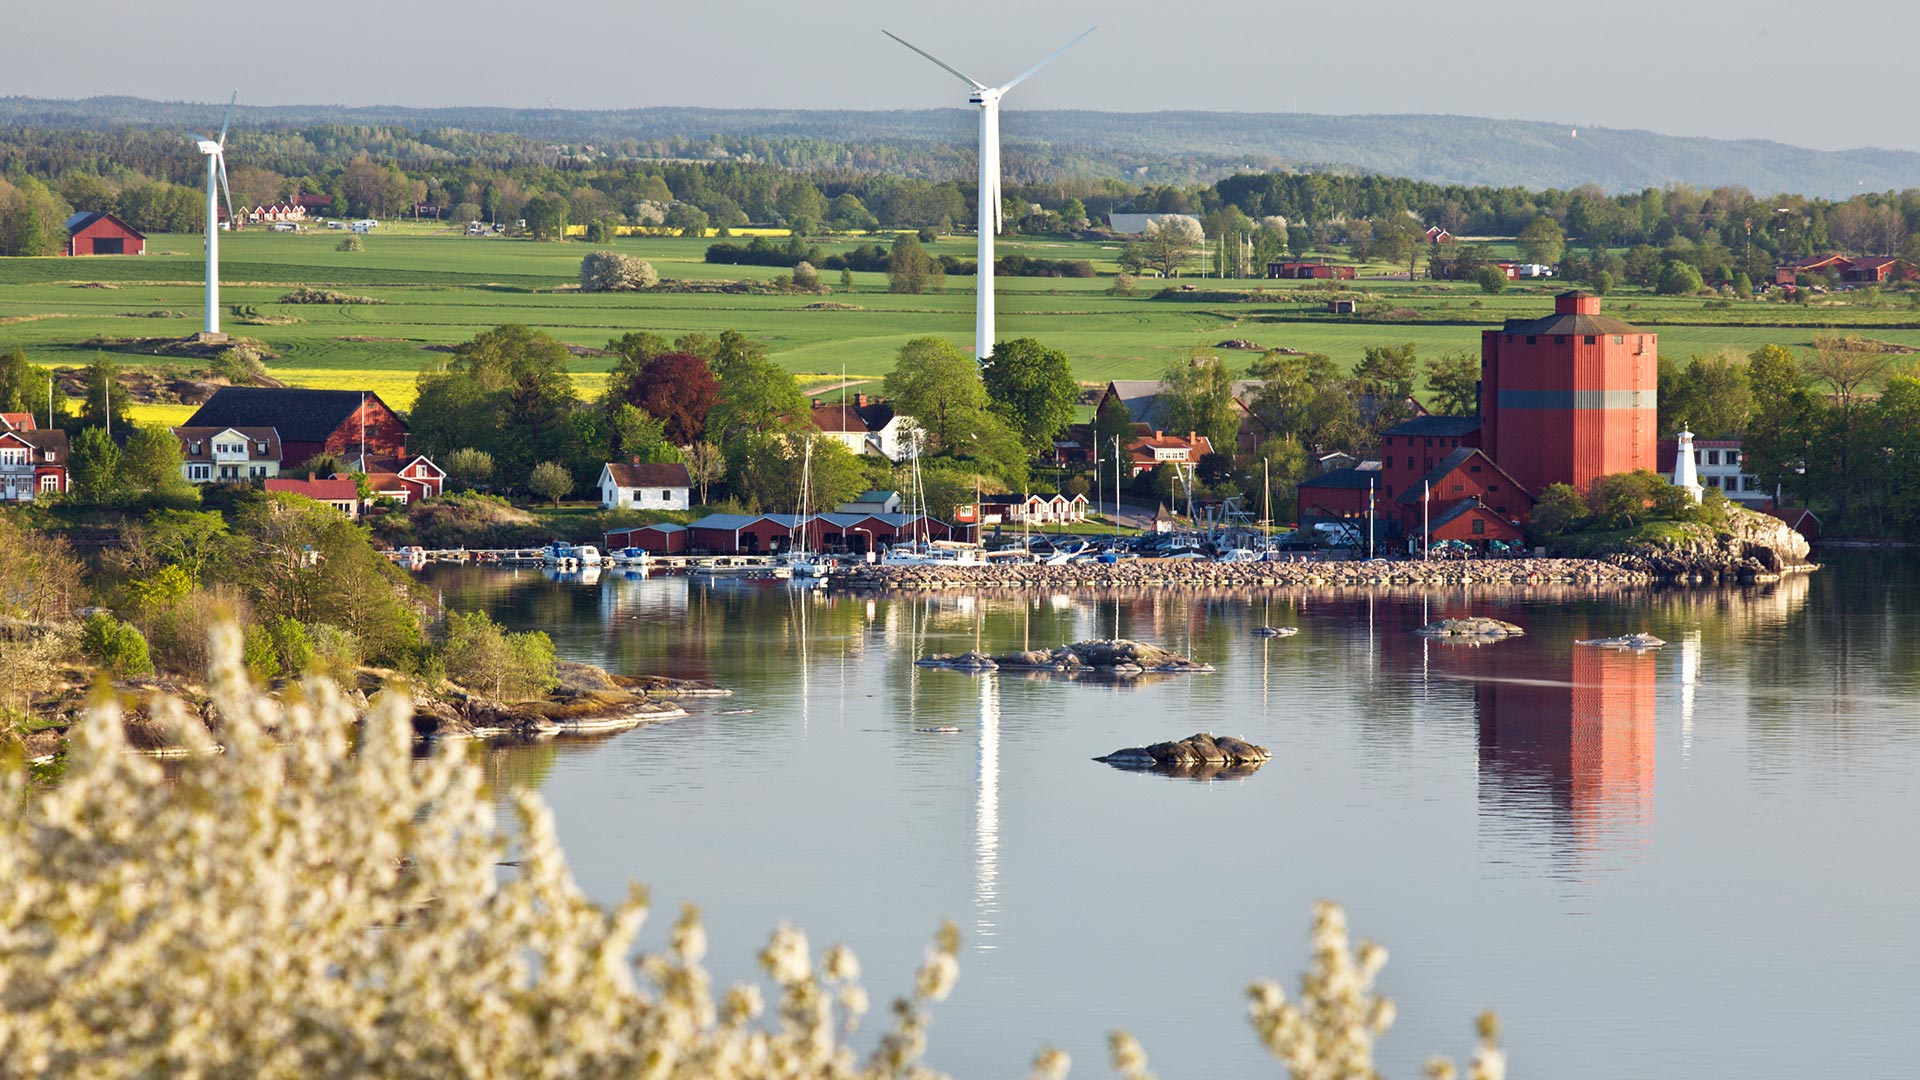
[67, 217, 145, 256]
[1479, 296, 1656, 496]
[320, 396, 409, 461]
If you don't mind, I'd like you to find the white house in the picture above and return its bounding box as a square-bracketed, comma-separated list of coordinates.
[599, 461, 692, 510]
[810, 395, 917, 462]
[837, 489, 904, 515]
[1106, 212, 1203, 236]
[1666, 436, 1768, 506]
[978, 493, 1090, 526]
[172, 426, 282, 484]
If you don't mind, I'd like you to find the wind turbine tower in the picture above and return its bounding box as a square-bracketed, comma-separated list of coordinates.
[884, 28, 1095, 365]
[190, 93, 239, 341]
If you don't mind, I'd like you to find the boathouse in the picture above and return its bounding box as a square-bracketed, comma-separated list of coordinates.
[605, 522, 689, 554]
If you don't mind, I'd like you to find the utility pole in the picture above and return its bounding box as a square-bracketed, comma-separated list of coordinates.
[1368, 476, 1375, 560]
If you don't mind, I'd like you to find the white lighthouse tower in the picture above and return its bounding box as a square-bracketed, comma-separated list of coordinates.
[1672, 427, 1704, 503]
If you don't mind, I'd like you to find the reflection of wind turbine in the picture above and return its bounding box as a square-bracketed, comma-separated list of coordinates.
[1679, 630, 1701, 763]
[973, 671, 1001, 949]
[189, 92, 239, 339]
[883, 27, 1096, 363]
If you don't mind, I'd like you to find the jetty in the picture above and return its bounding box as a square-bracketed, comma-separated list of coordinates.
[828, 556, 1654, 592]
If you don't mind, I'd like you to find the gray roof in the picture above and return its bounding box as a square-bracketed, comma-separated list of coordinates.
[185, 387, 398, 444]
[1299, 467, 1381, 491]
[1498, 311, 1644, 336]
[1106, 212, 1202, 235]
[1106, 379, 1264, 425]
[1384, 416, 1481, 438]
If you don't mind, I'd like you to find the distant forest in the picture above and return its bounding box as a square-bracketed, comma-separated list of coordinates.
[3, 97, 1920, 196]
[4, 99, 1920, 285]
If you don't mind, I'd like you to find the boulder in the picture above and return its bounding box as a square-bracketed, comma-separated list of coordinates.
[915, 651, 999, 671]
[1096, 732, 1271, 767]
[1416, 617, 1524, 639]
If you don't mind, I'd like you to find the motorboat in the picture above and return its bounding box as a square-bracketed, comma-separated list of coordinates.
[575, 545, 603, 566]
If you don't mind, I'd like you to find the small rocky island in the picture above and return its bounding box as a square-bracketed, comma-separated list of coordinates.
[1095, 733, 1272, 780]
[403, 661, 725, 740]
[916, 639, 1213, 675]
[1416, 617, 1525, 639]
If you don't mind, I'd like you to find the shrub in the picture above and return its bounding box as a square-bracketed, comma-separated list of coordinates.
[579, 250, 658, 292]
[1109, 272, 1138, 296]
[211, 345, 268, 385]
[307, 623, 362, 678]
[80, 611, 153, 676]
[265, 616, 315, 678]
[440, 610, 558, 702]
[1475, 265, 1508, 294]
[1655, 260, 1704, 296]
[335, 234, 364, 252]
[443, 447, 496, 492]
[916, 226, 939, 244]
[1591, 270, 1614, 296]
[242, 624, 281, 682]
[791, 261, 821, 291]
[279, 287, 381, 305]
[528, 460, 574, 506]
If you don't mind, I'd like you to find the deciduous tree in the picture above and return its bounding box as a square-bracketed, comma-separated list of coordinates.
[984, 338, 1079, 454]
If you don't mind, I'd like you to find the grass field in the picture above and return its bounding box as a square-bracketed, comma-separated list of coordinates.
[4, 224, 1918, 411]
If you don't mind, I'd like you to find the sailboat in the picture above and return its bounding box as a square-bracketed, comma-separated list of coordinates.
[781, 438, 834, 580]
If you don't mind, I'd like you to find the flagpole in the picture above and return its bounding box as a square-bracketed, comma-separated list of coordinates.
[1422, 480, 1430, 560]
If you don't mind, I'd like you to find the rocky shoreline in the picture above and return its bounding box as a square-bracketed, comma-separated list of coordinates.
[830, 557, 1655, 593]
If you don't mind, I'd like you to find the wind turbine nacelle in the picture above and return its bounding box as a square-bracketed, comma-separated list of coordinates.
[968, 88, 1001, 107]
[196, 141, 222, 155]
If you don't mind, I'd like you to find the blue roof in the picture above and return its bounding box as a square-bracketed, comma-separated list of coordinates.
[851, 489, 899, 502]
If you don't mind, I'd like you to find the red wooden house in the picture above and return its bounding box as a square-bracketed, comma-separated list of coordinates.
[0, 428, 68, 501]
[63, 212, 145, 256]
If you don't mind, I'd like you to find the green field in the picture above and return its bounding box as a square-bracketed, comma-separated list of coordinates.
[4, 225, 1918, 411]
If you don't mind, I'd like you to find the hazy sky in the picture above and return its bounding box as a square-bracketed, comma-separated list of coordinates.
[5, 0, 1916, 152]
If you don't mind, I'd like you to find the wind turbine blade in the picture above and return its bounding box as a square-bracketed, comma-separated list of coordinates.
[882, 30, 987, 90]
[998, 25, 1097, 92]
[217, 152, 237, 230]
[188, 132, 213, 145]
[217, 90, 237, 145]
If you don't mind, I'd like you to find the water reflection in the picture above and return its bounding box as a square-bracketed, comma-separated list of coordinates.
[975, 673, 1000, 951]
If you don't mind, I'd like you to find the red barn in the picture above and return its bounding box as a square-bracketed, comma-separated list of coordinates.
[63, 212, 145, 256]
[185, 387, 408, 469]
[605, 523, 689, 554]
[1478, 292, 1656, 497]
[1266, 260, 1357, 280]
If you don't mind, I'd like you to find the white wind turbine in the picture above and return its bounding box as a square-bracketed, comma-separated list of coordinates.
[189, 92, 239, 339]
[883, 27, 1095, 365]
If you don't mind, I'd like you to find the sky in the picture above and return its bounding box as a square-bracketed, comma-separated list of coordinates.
[4, 0, 1917, 152]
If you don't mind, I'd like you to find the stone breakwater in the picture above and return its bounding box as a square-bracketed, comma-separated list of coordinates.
[829, 557, 1653, 593]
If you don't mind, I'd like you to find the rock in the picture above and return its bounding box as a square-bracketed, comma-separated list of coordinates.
[1251, 626, 1298, 637]
[1576, 632, 1666, 649]
[1096, 732, 1271, 779]
[826, 556, 1659, 594]
[916, 651, 999, 671]
[1416, 617, 1524, 639]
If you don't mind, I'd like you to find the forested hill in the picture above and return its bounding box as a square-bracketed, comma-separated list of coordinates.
[4, 97, 1916, 198]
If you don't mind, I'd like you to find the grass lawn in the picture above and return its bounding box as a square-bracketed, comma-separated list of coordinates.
[5, 228, 1918, 411]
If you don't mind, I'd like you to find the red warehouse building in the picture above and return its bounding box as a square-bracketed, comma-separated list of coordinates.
[63, 212, 145, 256]
[185, 387, 408, 468]
[1478, 292, 1656, 499]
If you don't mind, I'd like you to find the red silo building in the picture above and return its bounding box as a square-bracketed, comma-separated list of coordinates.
[1478, 291, 1657, 497]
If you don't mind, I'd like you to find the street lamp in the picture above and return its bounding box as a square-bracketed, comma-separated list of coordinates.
[852, 526, 876, 564]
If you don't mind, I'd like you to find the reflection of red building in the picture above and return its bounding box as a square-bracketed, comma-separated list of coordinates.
[1475, 646, 1657, 850]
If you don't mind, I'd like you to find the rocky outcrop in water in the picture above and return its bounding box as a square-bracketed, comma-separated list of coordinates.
[832, 558, 1649, 593]
[1417, 617, 1524, 639]
[1576, 632, 1666, 649]
[1586, 508, 1817, 584]
[916, 639, 1212, 675]
[1096, 733, 1271, 780]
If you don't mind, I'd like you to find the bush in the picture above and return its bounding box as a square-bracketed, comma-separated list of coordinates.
[791, 260, 821, 291]
[1109, 273, 1138, 296]
[307, 623, 362, 677]
[1591, 270, 1614, 296]
[279, 287, 381, 305]
[80, 611, 153, 676]
[211, 345, 268, 385]
[440, 610, 558, 702]
[529, 460, 574, 506]
[1655, 260, 1705, 296]
[335, 234, 364, 252]
[1475, 265, 1508, 294]
[242, 624, 281, 682]
[916, 226, 939, 244]
[579, 250, 659, 292]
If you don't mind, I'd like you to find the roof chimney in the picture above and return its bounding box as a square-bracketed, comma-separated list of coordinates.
[632, 456, 641, 465]
[1154, 430, 1163, 439]
[854, 393, 868, 408]
[811, 398, 822, 408]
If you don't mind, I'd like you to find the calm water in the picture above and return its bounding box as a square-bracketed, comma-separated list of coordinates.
[428, 553, 1920, 1079]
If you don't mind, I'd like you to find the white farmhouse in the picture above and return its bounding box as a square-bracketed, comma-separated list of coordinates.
[809, 395, 917, 462]
[599, 461, 693, 510]
[172, 426, 282, 484]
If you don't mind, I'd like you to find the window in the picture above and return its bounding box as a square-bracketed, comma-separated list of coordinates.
[1488, 484, 1499, 493]
[40, 474, 58, 491]
[1706, 476, 1721, 487]
[1706, 450, 1720, 465]
[1452, 484, 1463, 493]
[256, 442, 268, 454]
[0, 449, 24, 465]
[661, 490, 671, 500]
[1728, 450, 1741, 465]
[1495, 505, 1507, 515]
[1554, 335, 1567, 344]
[1471, 519, 1485, 535]
[1525, 336, 1536, 345]
[190, 441, 202, 454]
[1584, 335, 1597, 345]
[1383, 437, 1394, 447]
[1385, 486, 1394, 497]
[1613, 336, 1624, 344]
[1470, 464, 1482, 473]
